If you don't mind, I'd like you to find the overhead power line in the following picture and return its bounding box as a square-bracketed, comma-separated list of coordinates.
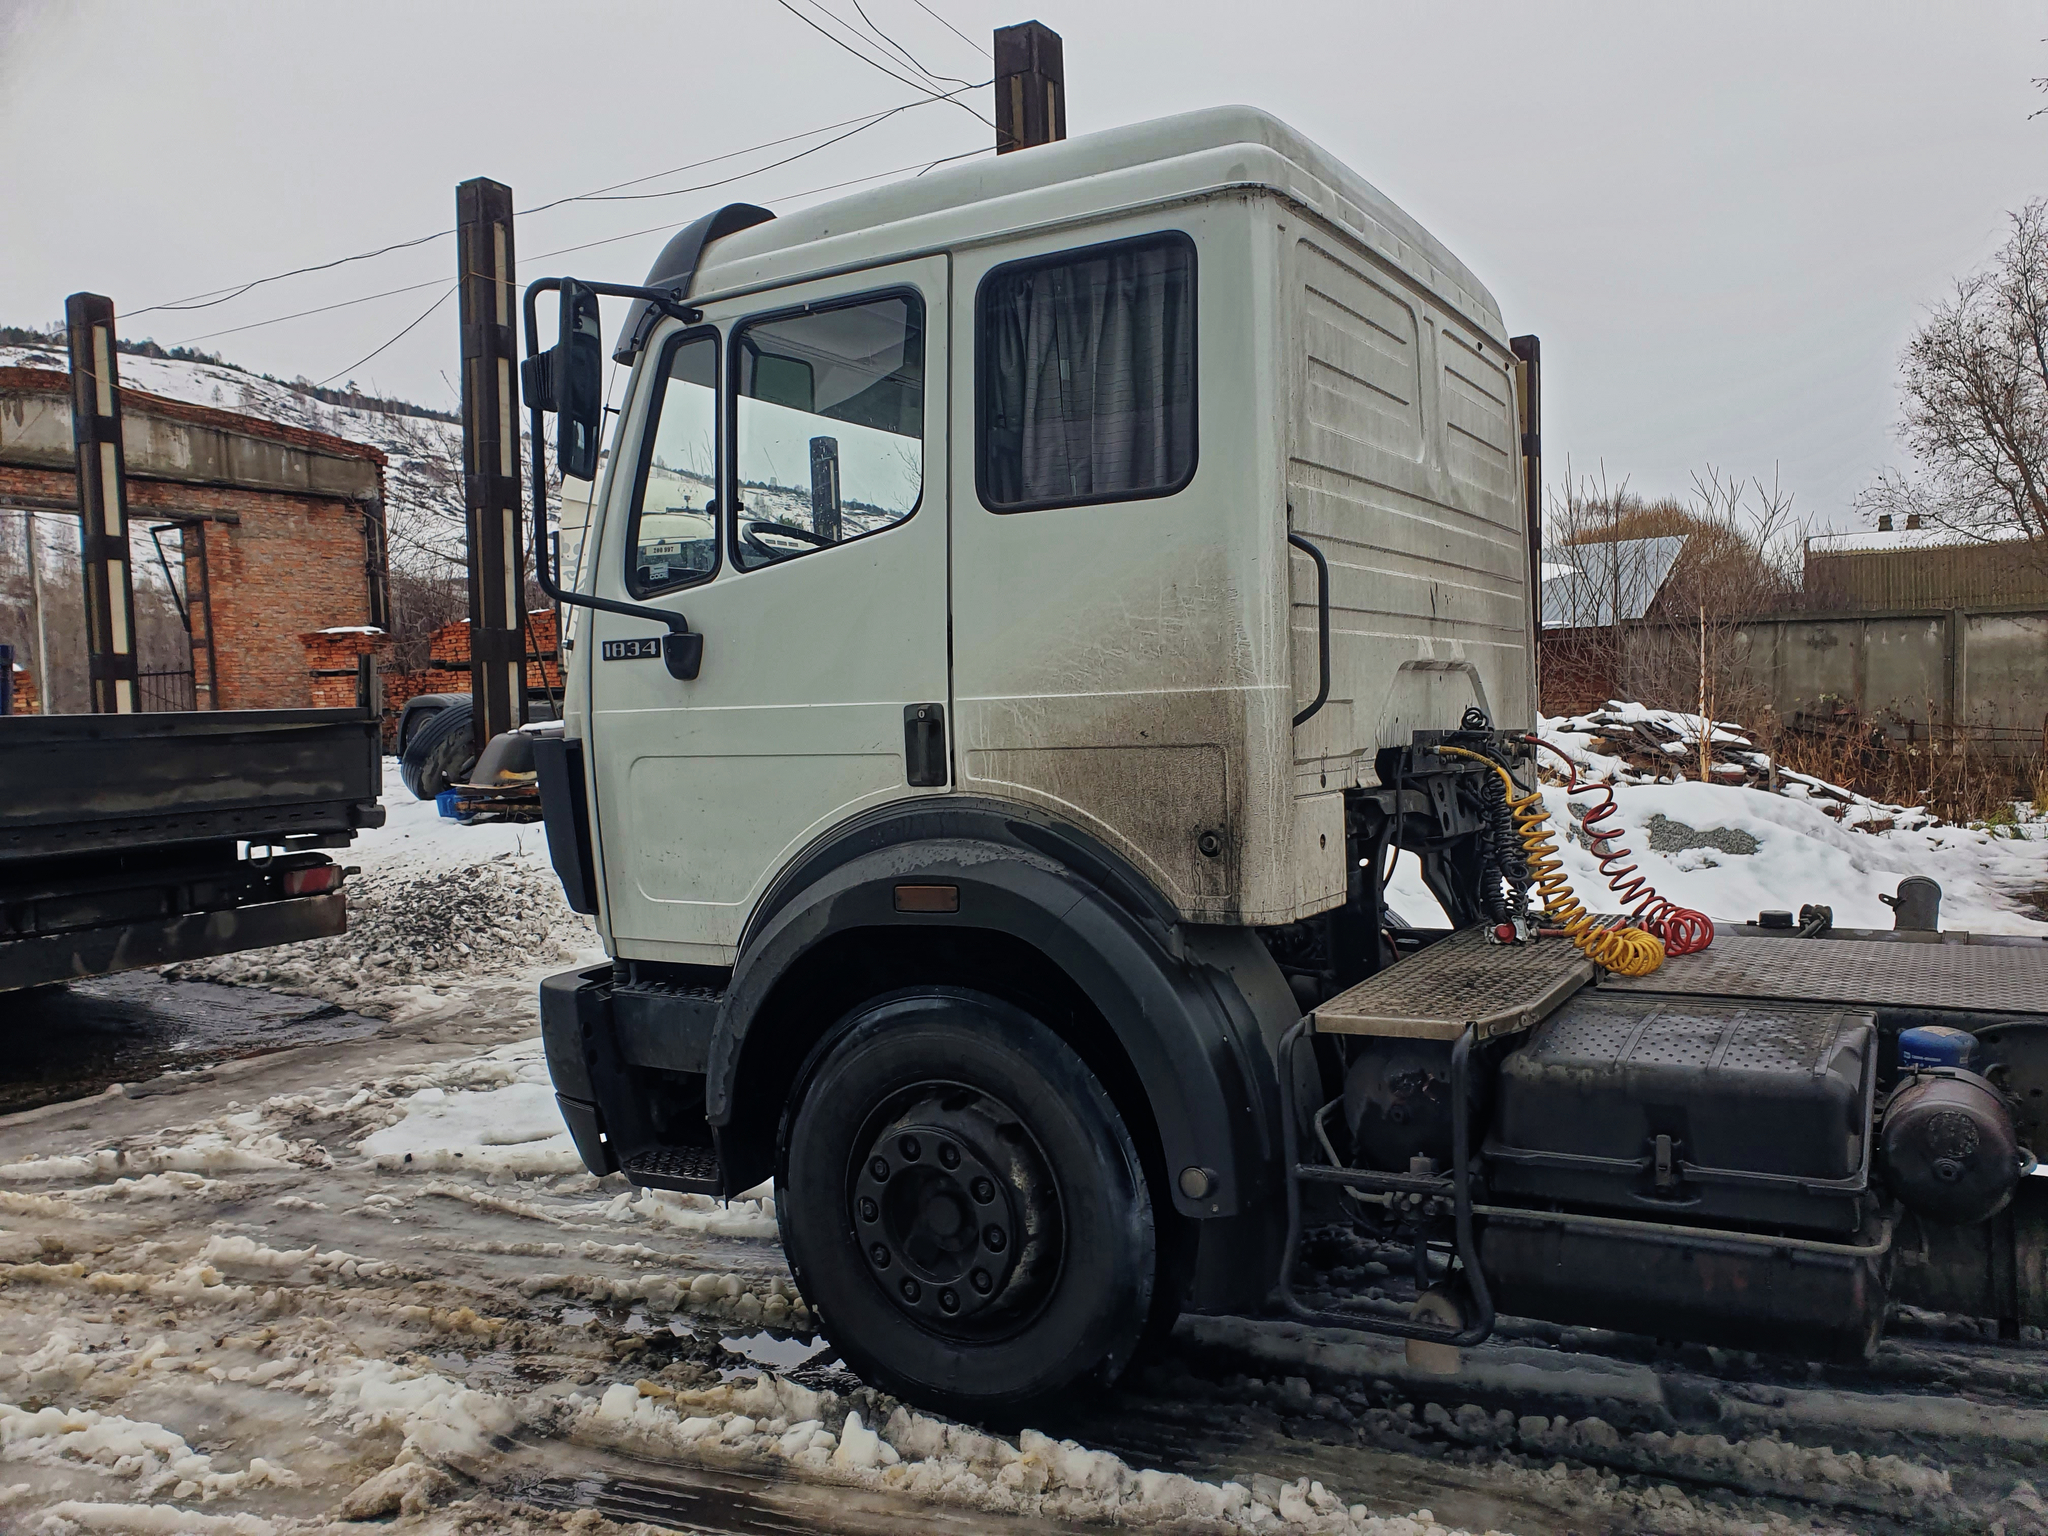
[315, 286, 456, 388]
[132, 78, 988, 322]
[305, 144, 990, 392]
[846, 0, 978, 90]
[907, 0, 988, 57]
[772, 0, 994, 128]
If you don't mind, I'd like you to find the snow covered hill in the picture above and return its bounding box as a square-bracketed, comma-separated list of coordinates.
[1, 342, 467, 571]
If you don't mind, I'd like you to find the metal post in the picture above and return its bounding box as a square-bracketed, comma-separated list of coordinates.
[66, 293, 140, 714]
[183, 521, 219, 709]
[994, 21, 1065, 153]
[809, 436, 841, 543]
[457, 177, 526, 757]
[22, 511, 54, 713]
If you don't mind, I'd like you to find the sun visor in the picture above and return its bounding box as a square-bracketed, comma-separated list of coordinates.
[611, 203, 776, 362]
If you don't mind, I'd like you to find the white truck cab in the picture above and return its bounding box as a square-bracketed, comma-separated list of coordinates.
[528, 105, 1543, 1412]
[518, 106, 2048, 1416]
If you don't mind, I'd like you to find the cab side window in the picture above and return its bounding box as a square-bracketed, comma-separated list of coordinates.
[978, 232, 1197, 512]
[627, 331, 720, 596]
[731, 293, 924, 570]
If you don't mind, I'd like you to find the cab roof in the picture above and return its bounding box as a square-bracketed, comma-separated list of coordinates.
[685, 105, 1504, 340]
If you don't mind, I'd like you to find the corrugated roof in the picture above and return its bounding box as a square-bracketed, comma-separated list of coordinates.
[1807, 525, 2019, 555]
[1540, 536, 1686, 629]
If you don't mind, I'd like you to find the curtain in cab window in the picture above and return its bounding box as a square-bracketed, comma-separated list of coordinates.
[980, 234, 1195, 511]
[732, 295, 923, 569]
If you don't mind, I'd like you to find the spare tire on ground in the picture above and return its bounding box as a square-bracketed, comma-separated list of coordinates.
[400, 700, 476, 800]
[394, 692, 470, 757]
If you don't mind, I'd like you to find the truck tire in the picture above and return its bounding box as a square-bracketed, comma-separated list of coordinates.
[399, 700, 475, 800]
[395, 692, 469, 757]
[777, 989, 1155, 1418]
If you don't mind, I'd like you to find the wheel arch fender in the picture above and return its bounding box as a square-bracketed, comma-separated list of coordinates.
[706, 800, 1283, 1222]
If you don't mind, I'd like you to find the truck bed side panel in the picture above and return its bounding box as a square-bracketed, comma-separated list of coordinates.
[0, 709, 382, 862]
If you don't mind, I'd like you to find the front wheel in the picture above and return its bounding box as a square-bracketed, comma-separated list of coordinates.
[777, 989, 1155, 1419]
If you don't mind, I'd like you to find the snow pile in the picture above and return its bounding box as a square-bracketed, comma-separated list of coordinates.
[359, 1081, 582, 1176]
[607, 1186, 781, 1241]
[577, 1373, 1506, 1536]
[174, 852, 584, 1018]
[0, 1401, 299, 1503]
[167, 794, 600, 1017]
[1527, 707, 2048, 933]
[1542, 704, 1951, 830]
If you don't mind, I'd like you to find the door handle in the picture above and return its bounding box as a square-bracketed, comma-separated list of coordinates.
[904, 703, 947, 787]
[1288, 531, 1331, 728]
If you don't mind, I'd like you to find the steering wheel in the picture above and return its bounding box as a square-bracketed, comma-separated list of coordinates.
[740, 519, 834, 560]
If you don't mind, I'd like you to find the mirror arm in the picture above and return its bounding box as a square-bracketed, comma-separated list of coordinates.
[523, 276, 704, 682]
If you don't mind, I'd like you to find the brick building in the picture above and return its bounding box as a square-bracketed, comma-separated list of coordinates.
[304, 609, 564, 748]
[0, 365, 388, 713]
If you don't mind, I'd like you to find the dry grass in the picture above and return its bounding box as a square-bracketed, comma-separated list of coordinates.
[1763, 716, 2046, 827]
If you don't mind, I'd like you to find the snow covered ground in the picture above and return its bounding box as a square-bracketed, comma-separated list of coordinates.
[5, 758, 2048, 1534]
[1385, 710, 2048, 937]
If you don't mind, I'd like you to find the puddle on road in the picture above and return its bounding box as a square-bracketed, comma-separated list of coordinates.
[0, 972, 383, 1114]
[719, 1328, 836, 1378]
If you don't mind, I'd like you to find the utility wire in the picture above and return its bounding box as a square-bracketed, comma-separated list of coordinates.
[129, 230, 455, 318]
[907, 0, 988, 57]
[846, 0, 977, 89]
[133, 81, 986, 321]
[773, 0, 994, 128]
[304, 144, 990, 391]
[314, 286, 456, 388]
[171, 117, 989, 350]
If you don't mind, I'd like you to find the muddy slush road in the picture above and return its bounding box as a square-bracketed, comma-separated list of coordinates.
[2, 972, 2045, 1536]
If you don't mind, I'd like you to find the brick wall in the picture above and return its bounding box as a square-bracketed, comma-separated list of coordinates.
[6, 663, 36, 715]
[363, 608, 565, 749]
[297, 627, 393, 710]
[188, 487, 380, 710]
[0, 463, 385, 714]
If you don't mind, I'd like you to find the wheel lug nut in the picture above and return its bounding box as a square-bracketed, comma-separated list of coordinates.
[869, 1156, 890, 1181]
[983, 1225, 1006, 1253]
[900, 1277, 921, 1303]
[970, 1268, 992, 1295]
[939, 1288, 959, 1313]
[869, 1243, 890, 1268]
[938, 1142, 960, 1169]
[858, 1197, 878, 1222]
[899, 1136, 921, 1161]
[970, 1177, 995, 1203]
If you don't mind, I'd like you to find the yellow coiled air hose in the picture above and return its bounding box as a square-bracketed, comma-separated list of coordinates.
[1433, 745, 1667, 976]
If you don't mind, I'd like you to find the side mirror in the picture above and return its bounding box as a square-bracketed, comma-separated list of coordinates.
[522, 279, 605, 481]
[556, 280, 604, 482]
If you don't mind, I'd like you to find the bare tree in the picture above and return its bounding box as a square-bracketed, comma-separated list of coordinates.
[1541, 465, 1808, 760]
[1860, 200, 2048, 579]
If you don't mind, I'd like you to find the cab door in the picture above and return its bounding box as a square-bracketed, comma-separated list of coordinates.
[584, 256, 950, 964]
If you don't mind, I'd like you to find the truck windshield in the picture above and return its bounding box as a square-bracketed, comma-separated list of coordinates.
[629, 332, 719, 595]
[732, 292, 923, 569]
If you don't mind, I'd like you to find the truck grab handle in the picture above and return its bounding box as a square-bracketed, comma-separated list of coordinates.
[1288, 531, 1331, 728]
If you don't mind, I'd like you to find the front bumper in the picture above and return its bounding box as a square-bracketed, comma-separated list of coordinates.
[540, 964, 618, 1176]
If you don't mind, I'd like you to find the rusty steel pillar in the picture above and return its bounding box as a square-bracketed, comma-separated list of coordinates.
[457, 177, 527, 756]
[995, 21, 1064, 153]
[66, 293, 141, 714]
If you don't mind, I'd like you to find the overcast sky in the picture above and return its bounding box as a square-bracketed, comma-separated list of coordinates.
[2, 1, 2042, 529]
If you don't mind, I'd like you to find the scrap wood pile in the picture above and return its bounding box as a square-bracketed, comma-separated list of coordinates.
[1539, 703, 1935, 833]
